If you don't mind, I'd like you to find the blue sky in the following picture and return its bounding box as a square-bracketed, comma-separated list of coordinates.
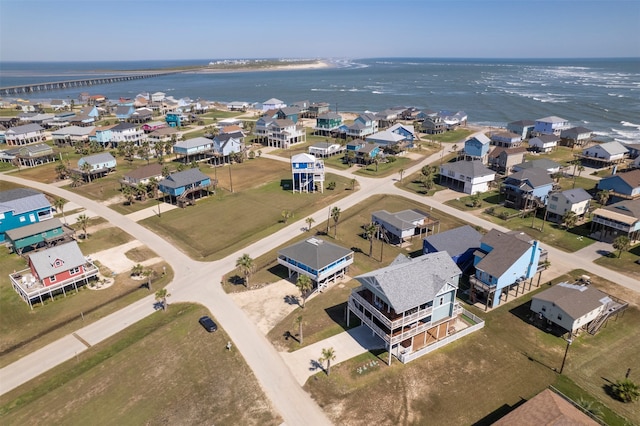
[1, 0, 638, 61]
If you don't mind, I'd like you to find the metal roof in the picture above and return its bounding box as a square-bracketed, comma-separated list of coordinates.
[28, 241, 87, 279]
[278, 238, 353, 271]
[533, 282, 611, 320]
[159, 168, 209, 189]
[0, 188, 51, 215]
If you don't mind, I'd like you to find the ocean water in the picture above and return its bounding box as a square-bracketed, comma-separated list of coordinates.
[1, 58, 639, 142]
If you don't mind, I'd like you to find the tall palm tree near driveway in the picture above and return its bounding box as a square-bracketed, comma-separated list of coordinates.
[295, 274, 313, 308]
[331, 207, 341, 238]
[76, 213, 90, 239]
[364, 223, 378, 258]
[319, 347, 336, 376]
[236, 253, 255, 288]
[612, 236, 631, 258]
[155, 288, 171, 311]
[305, 217, 315, 232]
[54, 197, 68, 224]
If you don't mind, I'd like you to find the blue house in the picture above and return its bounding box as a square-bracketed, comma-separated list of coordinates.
[78, 152, 117, 172]
[0, 188, 53, 242]
[166, 111, 188, 127]
[347, 252, 482, 365]
[346, 139, 366, 152]
[277, 237, 354, 291]
[345, 113, 378, 139]
[291, 153, 325, 193]
[158, 168, 212, 207]
[596, 169, 640, 202]
[115, 105, 135, 121]
[470, 229, 547, 310]
[92, 125, 114, 146]
[501, 168, 554, 210]
[463, 134, 491, 162]
[423, 225, 483, 270]
[275, 107, 300, 124]
[507, 120, 535, 140]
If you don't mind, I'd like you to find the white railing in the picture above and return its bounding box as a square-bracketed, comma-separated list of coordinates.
[349, 290, 434, 330]
[399, 309, 485, 363]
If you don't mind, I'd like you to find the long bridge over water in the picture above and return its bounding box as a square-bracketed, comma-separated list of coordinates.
[0, 70, 186, 96]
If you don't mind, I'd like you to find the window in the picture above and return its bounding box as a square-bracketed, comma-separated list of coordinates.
[49, 275, 56, 283]
[69, 267, 80, 275]
[439, 297, 444, 305]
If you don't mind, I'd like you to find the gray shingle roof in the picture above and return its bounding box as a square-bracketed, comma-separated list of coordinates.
[476, 229, 534, 278]
[0, 188, 51, 215]
[355, 252, 461, 312]
[513, 159, 561, 171]
[28, 241, 87, 279]
[278, 238, 353, 271]
[110, 122, 138, 132]
[6, 218, 64, 241]
[533, 282, 611, 319]
[423, 225, 483, 258]
[372, 209, 426, 232]
[505, 168, 554, 189]
[159, 168, 210, 189]
[560, 188, 592, 204]
[440, 160, 495, 178]
[80, 152, 116, 165]
[5, 124, 44, 135]
[174, 137, 213, 150]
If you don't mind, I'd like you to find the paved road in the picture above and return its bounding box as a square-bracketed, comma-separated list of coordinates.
[1, 138, 638, 423]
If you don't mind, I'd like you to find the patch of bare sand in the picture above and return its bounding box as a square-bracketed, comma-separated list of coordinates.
[229, 279, 301, 334]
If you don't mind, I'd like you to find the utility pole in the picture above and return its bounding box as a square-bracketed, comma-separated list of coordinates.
[559, 337, 573, 374]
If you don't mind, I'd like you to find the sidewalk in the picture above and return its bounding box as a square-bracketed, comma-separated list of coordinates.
[281, 325, 385, 386]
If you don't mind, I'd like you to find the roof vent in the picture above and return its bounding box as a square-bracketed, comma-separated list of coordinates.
[307, 238, 323, 246]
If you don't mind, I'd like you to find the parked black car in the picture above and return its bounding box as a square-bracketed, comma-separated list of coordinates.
[198, 315, 218, 332]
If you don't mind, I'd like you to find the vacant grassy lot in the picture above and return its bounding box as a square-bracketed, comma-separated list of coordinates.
[594, 242, 640, 279]
[304, 269, 638, 425]
[141, 159, 353, 261]
[0, 303, 281, 425]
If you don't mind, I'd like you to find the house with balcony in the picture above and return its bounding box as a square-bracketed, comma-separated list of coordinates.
[173, 137, 214, 162]
[213, 132, 245, 164]
[129, 108, 153, 124]
[308, 141, 343, 158]
[534, 116, 571, 136]
[490, 131, 522, 148]
[366, 129, 406, 149]
[507, 120, 536, 140]
[347, 251, 483, 365]
[227, 101, 250, 111]
[9, 241, 99, 309]
[158, 168, 212, 207]
[528, 134, 560, 153]
[291, 153, 325, 193]
[91, 124, 115, 146]
[141, 121, 167, 133]
[314, 112, 343, 136]
[166, 111, 189, 127]
[439, 160, 496, 195]
[267, 119, 306, 149]
[470, 229, 547, 310]
[77, 152, 117, 181]
[51, 125, 95, 146]
[0, 188, 53, 242]
[344, 113, 379, 139]
[439, 110, 468, 130]
[262, 98, 286, 112]
[530, 282, 626, 335]
[5, 218, 75, 255]
[581, 141, 629, 167]
[590, 199, 640, 243]
[596, 169, 640, 202]
[375, 108, 403, 129]
[488, 147, 527, 174]
[463, 133, 491, 163]
[122, 163, 164, 186]
[151, 92, 166, 102]
[306, 102, 330, 118]
[4, 124, 45, 146]
[12, 143, 56, 168]
[277, 237, 353, 291]
[110, 122, 144, 147]
[372, 209, 439, 245]
[501, 168, 554, 210]
[560, 126, 593, 148]
[147, 126, 178, 144]
[354, 143, 382, 164]
[546, 188, 592, 223]
[253, 115, 275, 143]
[422, 115, 446, 135]
[275, 107, 301, 124]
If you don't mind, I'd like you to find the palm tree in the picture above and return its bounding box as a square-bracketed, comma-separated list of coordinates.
[331, 207, 341, 238]
[612, 235, 631, 258]
[76, 213, 90, 239]
[155, 288, 171, 311]
[294, 315, 305, 344]
[143, 268, 153, 291]
[136, 182, 147, 201]
[305, 217, 315, 232]
[131, 263, 144, 277]
[122, 185, 135, 205]
[562, 211, 578, 229]
[364, 223, 378, 258]
[81, 161, 92, 183]
[55, 162, 67, 180]
[296, 274, 313, 308]
[54, 197, 67, 224]
[70, 172, 83, 188]
[148, 177, 159, 199]
[319, 347, 336, 376]
[596, 189, 611, 206]
[350, 178, 357, 191]
[611, 378, 640, 403]
[236, 253, 255, 288]
[398, 168, 405, 182]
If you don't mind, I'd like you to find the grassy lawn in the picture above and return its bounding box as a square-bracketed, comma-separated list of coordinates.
[224, 193, 472, 294]
[422, 128, 474, 144]
[524, 146, 578, 165]
[0, 303, 280, 425]
[445, 190, 501, 211]
[140, 159, 354, 261]
[354, 156, 414, 178]
[267, 280, 362, 352]
[304, 269, 638, 425]
[593, 242, 640, 279]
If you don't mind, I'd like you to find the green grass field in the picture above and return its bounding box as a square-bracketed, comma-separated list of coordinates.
[0, 303, 281, 425]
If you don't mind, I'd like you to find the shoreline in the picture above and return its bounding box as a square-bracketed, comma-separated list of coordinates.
[187, 60, 332, 75]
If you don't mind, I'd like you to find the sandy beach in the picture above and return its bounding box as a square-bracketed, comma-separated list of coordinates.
[189, 60, 331, 74]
